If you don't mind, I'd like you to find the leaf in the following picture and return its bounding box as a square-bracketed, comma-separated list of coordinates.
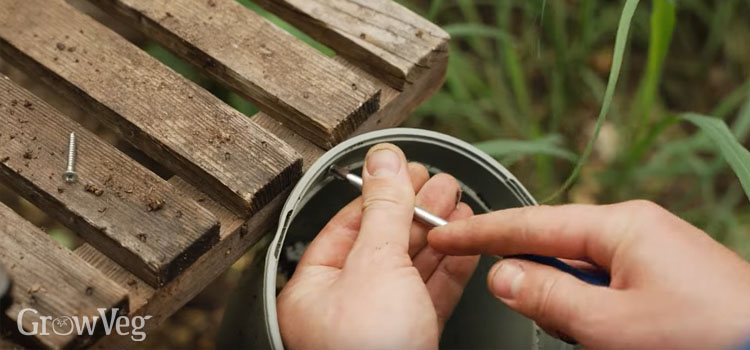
[682, 113, 750, 202]
[733, 96, 750, 141]
[474, 135, 578, 162]
[427, 0, 445, 20]
[630, 0, 676, 134]
[544, 0, 641, 202]
[496, 2, 532, 120]
[443, 23, 512, 43]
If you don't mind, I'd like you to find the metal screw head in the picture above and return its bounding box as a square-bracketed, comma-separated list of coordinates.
[63, 171, 78, 183]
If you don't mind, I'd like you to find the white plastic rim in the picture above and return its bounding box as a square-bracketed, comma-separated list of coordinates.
[262, 128, 537, 348]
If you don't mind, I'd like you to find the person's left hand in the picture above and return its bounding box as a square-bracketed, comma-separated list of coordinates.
[277, 144, 479, 349]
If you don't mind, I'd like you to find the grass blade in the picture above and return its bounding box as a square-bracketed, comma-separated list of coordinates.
[734, 97, 750, 141]
[427, 0, 445, 20]
[710, 80, 750, 119]
[698, 0, 740, 73]
[630, 0, 676, 136]
[496, 2, 533, 122]
[474, 135, 578, 162]
[544, 0, 641, 202]
[682, 114, 750, 202]
[443, 23, 512, 43]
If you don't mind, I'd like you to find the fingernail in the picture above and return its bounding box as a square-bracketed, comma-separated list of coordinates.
[366, 148, 401, 177]
[490, 262, 524, 299]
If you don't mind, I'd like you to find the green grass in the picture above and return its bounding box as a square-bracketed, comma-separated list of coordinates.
[402, 0, 750, 257]
[545, 0, 639, 202]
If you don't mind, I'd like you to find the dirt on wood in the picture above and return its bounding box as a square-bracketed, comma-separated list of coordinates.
[146, 197, 165, 212]
[84, 183, 104, 196]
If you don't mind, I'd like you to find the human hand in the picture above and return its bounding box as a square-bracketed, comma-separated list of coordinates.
[428, 200, 750, 348]
[277, 144, 479, 349]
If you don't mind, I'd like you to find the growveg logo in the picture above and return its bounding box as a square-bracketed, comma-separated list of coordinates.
[17, 308, 152, 341]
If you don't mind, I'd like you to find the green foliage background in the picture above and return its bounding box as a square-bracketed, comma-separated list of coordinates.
[398, 0, 750, 257]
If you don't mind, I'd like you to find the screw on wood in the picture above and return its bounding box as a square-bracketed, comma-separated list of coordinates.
[63, 132, 78, 183]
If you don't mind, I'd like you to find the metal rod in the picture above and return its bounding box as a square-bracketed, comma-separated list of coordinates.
[330, 165, 448, 227]
[328, 165, 610, 286]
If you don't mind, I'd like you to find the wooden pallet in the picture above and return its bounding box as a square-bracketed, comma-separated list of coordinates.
[0, 0, 448, 348]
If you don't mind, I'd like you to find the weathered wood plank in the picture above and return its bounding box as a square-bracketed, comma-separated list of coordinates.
[254, 0, 450, 90]
[252, 115, 325, 171]
[252, 52, 448, 169]
[74, 244, 154, 315]
[71, 175, 245, 318]
[333, 54, 448, 136]
[0, 202, 128, 349]
[0, 0, 302, 216]
[87, 0, 381, 149]
[80, 185, 283, 349]
[0, 74, 220, 287]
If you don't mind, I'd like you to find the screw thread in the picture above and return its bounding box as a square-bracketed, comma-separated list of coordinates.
[66, 132, 76, 171]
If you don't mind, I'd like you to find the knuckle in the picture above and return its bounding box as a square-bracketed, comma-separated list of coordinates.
[407, 161, 429, 178]
[613, 200, 671, 233]
[619, 199, 665, 217]
[455, 202, 474, 217]
[520, 205, 552, 223]
[362, 185, 412, 212]
[438, 258, 464, 286]
[432, 172, 458, 186]
[516, 206, 545, 244]
[567, 308, 597, 341]
[531, 275, 562, 321]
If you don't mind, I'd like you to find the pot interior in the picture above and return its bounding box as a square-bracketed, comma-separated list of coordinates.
[277, 138, 544, 348]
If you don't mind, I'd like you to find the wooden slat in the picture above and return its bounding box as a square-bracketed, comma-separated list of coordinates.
[253, 53, 448, 169]
[82, 187, 285, 350]
[74, 244, 155, 315]
[253, 115, 325, 171]
[88, 0, 381, 149]
[0, 202, 128, 349]
[0, 75, 220, 287]
[254, 0, 450, 90]
[0, 0, 302, 216]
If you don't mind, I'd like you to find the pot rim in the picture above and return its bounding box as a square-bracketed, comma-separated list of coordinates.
[262, 127, 537, 348]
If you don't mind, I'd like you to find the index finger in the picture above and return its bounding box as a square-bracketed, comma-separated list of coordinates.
[427, 202, 650, 268]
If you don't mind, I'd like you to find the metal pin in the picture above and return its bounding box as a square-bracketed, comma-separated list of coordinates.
[63, 132, 78, 184]
[329, 165, 448, 227]
[329, 165, 611, 286]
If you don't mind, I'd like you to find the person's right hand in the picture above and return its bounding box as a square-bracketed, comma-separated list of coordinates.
[428, 200, 750, 349]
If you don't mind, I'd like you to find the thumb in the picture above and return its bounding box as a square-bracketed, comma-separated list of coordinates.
[488, 259, 615, 341]
[351, 144, 414, 255]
